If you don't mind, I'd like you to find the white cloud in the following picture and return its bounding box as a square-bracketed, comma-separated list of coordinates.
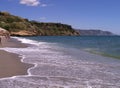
[41, 4, 47, 7]
[39, 17, 46, 20]
[20, 0, 40, 6]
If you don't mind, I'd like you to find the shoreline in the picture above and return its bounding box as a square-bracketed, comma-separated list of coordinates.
[0, 37, 33, 78]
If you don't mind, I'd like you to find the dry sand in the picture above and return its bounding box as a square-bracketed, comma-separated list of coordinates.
[0, 37, 32, 78]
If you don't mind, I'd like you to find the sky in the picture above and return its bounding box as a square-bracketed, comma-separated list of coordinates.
[0, 0, 120, 34]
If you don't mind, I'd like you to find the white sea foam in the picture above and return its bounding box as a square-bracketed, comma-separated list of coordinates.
[0, 37, 120, 88]
[13, 37, 38, 44]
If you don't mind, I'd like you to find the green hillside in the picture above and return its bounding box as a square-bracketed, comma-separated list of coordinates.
[0, 11, 80, 36]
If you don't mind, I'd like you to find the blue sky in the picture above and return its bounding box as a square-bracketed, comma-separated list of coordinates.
[0, 0, 120, 34]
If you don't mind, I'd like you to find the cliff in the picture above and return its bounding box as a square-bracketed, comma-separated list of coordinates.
[77, 29, 114, 36]
[0, 11, 80, 36]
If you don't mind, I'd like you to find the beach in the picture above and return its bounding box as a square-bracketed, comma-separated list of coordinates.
[0, 37, 32, 78]
[0, 36, 120, 88]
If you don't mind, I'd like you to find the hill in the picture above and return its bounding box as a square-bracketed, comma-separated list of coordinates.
[77, 29, 114, 36]
[0, 11, 80, 36]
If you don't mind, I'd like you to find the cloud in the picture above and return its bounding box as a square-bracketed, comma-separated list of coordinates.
[41, 4, 47, 7]
[39, 17, 46, 20]
[20, 0, 40, 6]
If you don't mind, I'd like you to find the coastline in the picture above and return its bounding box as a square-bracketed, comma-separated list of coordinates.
[0, 36, 119, 87]
[0, 37, 33, 78]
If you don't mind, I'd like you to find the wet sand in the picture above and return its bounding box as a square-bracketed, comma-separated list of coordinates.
[0, 37, 32, 78]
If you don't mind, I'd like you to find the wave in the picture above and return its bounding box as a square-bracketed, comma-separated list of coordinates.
[0, 37, 120, 87]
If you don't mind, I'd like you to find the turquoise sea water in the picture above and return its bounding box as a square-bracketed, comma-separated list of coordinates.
[24, 36, 120, 59]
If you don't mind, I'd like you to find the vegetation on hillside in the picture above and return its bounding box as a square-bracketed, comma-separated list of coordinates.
[0, 11, 80, 36]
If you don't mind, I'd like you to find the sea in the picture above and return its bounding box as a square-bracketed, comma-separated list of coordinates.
[0, 36, 120, 88]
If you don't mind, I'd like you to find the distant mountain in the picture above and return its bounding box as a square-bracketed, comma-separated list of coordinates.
[0, 11, 80, 36]
[77, 29, 114, 36]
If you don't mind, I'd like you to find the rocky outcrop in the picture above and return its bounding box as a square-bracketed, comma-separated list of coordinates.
[0, 27, 10, 36]
[10, 30, 37, 36]
[0, 11, 80, 36]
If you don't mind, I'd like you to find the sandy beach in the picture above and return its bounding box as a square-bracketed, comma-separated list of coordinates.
[0, 36, 120, 87]
[0, 37, 32, 78]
